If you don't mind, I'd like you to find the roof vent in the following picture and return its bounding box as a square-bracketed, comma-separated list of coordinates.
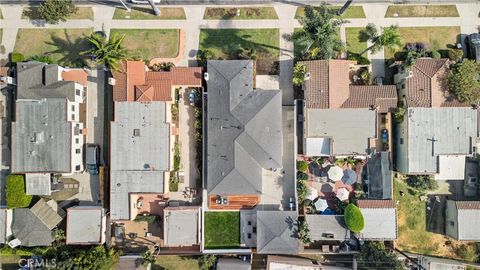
[304, 72, 311, 81]
[133, 129, 140, 137]
[144, 164, 150, 169]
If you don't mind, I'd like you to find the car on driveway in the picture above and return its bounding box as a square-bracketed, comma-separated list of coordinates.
[86, 144, 100, 175]
[466, 33, 480, 62]
[188, 89, 196, 106]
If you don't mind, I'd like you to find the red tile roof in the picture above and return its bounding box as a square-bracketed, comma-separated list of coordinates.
[456, 201, 480, 210]
[357, 199, 396, 209]
[301, 60, 397, 112]
[61, 69, 88, 87]
[113, 61, 202, 102]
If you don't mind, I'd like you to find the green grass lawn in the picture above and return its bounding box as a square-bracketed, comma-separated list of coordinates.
[385, 26, 460, 60]
[110, 29, 179, 61]
[345, 27, 368, 63]
[204, 211, 240, 249]
[14, 28, 92, 67]
[199, 28, 279, 75]
[385, 5, 459, 17]
[153, 256, 200, 270]
[22, 7, 94, 20]
[295, 5, 365, 19]
[113, 7, 186, 20]
[204, 7, 278, 19]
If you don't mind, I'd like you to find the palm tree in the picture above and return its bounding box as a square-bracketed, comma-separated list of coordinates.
[87, 32, 128, 71]
[359, 23, 402, 55]
[141, 251, 155, 267]
[147, 0, 161, 16]
[286, 4, 346, 60]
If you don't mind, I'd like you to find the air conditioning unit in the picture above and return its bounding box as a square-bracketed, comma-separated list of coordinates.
[407, 70, 414, 78]
[204, 72, 209, 81]
[108, 77, 116, 86]
[0, 76, 16, 85]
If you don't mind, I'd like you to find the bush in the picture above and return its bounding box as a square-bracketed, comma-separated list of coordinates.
[297, 171, 308, 181]
[448, 48, 464, 62]
[38, 0, 78, 24]
[298, 220, 311, 244]
[151, 62, 175, 72]
[393, 106, 406, 123]
[11, 52, 24, 63]
[134, 215, 158, 223]
[344, 203, 364, 233]
[297, 179, 308, 202]
[297, 160, 308, 172]
[6, 175, 32, 209]
[292, 63, 306, 86]
[406, 175, 438, 191]
[199, 255, 217, 270]
[431, 50, 441, 59]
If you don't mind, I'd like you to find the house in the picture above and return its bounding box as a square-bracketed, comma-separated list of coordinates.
[205, 60, 283, 209]
[256, 211, 298, 254]
[163, 206, 201, 247]
[364, 152, 393, 199]
[110, 102, 170, 221]
[216, 258, 251, 270]
[418, 255, 468, 270]
[66, 206, 106, 245]
[112, 60, 202, 103]
[396, 107, 478, 175]
[305, 215, 350, 242]
[357, 200, 397, 240]
[300, 60, 397, 157]
[266, 255, 341, 270]
[446, 200, 480, 241]
[11, 62, 87, 181]
[10, 199, 64, 247]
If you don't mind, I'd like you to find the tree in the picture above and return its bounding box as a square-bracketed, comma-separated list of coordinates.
[87, 33, 128, 71]
[199, 255, 216, 270]
[47, 246, 119, 270]
[448, 48, 464, 62]
[6, 175, 32, 209]
[293, 63, 307, 86]
[344, 203, 364, 233]
[297, 160, 308, 172]
[141, 251, 155, 267]
[359, 24, 401, 55]
[356, 242, 405, 270]
[406, 175, 438, 191]
[447, 60, 480, 104]
[287, 5, 345, 60]
[38, 0, 78, 24]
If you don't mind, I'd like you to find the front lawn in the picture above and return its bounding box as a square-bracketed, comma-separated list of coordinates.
[385, 5, 459, 17]
[295, 5, 366, 19]
[345, 27, 368, 64]
[199, 28, 279, 75]
[204, 7, 278, 19]
[113, 7, 186, 20]
[395, 178, 477, 261]
[14, 28, 92, 67]
[22, 7, 94, 20]
[109, 29, 179, 61]
[6, 175, 32, 209]
[204, 211, 240, 249]
[385, 26, 460, 60]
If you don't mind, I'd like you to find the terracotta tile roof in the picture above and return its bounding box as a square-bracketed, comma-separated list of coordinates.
[405, 58, 469, 108]
[113, 61, 202, 102]
[357, 199, 396, 209]
[302, 60, 397, 112]
[343, 85, 398, 113]
[61, 70, 88, 86]
[456, 201, 480, 210]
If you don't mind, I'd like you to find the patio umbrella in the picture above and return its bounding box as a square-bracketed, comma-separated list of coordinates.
[320, 182, 334, 193]
[328, 166, 343, 181]
[306, 186, 318, 201]
[314, 199, 328, 212]
[336, 187, 350, 201]
[342, 169, 357, 185]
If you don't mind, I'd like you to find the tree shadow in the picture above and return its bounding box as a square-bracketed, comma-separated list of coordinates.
[44, 29, 91, 68]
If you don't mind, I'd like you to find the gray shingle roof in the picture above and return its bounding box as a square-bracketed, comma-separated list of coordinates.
[206, 60, 282, 195]
[256, 211, 298, 254]
[305, 215, 350, 241]
[406, 107, 478, 174]
[366, 152, 392, 199]
[110, 102, 169, 220]
[12, 99, 71, 173]
[164, 207, 200, 246]
[66, 207, 104, 244]
[305, 108, 376, 156]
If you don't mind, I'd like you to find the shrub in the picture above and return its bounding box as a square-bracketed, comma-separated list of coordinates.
[199, 255, 217, 270]
[151, 62, 175, 72]
[297, 171, 308, 181]
[297, 160, 308, 172]
[292, 63, 306, 86]
[11, 53, 24, 63]
[431, 50, 441, 59]
[344, 203, 364, 233]
[406, 175, 438, 191]
[298, 220, 311, 244]
[6, 175, 32, 209]
[134, 215, 158, 223]
[28, 55, 53, 64]
[297, 179, 308, 202]
[448, 48, 464, 62]
[38, 0, 78, 24]
[393, 106, 406, 123]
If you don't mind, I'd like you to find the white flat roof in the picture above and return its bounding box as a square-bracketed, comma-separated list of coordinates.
[434, 155, 466, 180]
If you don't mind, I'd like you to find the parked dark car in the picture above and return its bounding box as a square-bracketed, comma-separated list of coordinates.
[86, 144, 100, 175]
[466, 33, 480, 62]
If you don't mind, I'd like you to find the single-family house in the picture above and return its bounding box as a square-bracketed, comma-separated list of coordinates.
[364, 152, 393, 199]
[9, 199, 64, 247]
[300, 60, 397, 157]
[446, 200, 480, 241]
[205, 60, 283, 210]
[357, 200, 397, 240]
[266, 255, 336, 270]
[11, 62, 87, 188]
[163, 206, 201, 247]
[66, 206, 107, 245]
[418, 255, 468, 270]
